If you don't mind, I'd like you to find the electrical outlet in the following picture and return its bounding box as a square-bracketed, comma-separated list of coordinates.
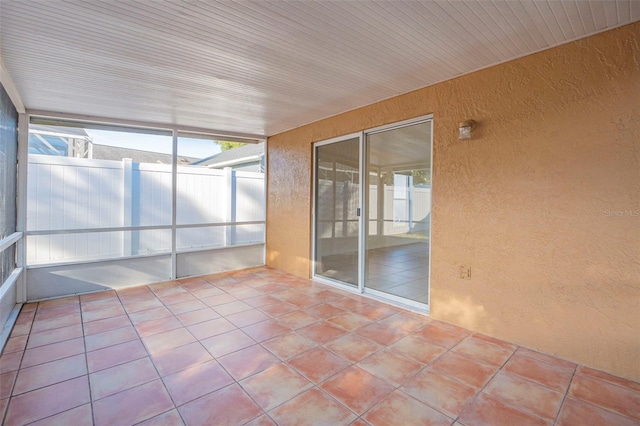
[459, 265, 471, 280]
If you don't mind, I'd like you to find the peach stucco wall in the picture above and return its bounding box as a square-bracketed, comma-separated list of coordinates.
[266, 23, 640, 381]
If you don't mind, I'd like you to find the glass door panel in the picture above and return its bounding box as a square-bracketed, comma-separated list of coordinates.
[365, 122, 431, 304]
[313, 137, 360, 287]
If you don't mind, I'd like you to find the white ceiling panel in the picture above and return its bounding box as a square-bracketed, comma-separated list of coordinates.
[1, 1, 638, 137]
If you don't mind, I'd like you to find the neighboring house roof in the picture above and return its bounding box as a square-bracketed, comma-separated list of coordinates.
[30, 124, 90, 138]
[193, 142, 265, 168]
[92, 144, 195, 165]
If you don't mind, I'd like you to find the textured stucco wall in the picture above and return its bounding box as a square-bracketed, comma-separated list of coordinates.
[266, 23, 640, 381]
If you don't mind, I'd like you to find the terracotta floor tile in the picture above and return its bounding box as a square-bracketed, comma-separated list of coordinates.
[569, 373, 640, 420]
[21, 337, 85, 368]
[327, 312, 372, 331]
[459, 393, 550, 426]
[201, 329, 256, 358]
[27, 325, 83, 349]
[504, 352, 575, 393]
[175, 307, 220, 326]
[179, 383, 263, 425]
[254, 283, 288, 293]
[377, 313, 429, 333]
[213, 300, 253, 316]
[220, 283, 252, 293]
[83, 315, 131, 336]
[80, 290, 117, 303]
[84, 325, 138, 352]
[413, 321, 470, 349]
[388, 334, 446, 365]
[201, 293, 238, 307]
[241, 363, 312, 410]
[576, 365, 640, 392]
[128, 306, 173, 324]
[355, 322, 407, 346]
[90, 357, 159, 400]
[352, 304, 398, 321]
[276, 311, 322, 329]
[483, 371, 564, 420]
[135, 315, 184, 337]
[2, 388, 11, 417]
[16, 308, 36, 324]
[557, 396, 639, 426]
[38, 296, 79, 310]
[242, 319, 291, 342]
[9, 321, 32, 337]
[87, 339, 148, 373]
[28, 403, 93, 426]
[470, 333, 518, 351]
[269, 388, 356, 426]
[136, 409, 185, 426]
[258, 302, 299, 317]
[288, 347, 351, 383]
[31, 313, 81, 334]
[167, 299, 208, 315]
[178, 276, 212, 288]
[150, 341, 213, 377]
[4, 335, 28, 353]
[226, 309, 271, 328]
[363, 389, 452, 426]
[187, 317, 236, 340]
[229, 288, 264, 299]
[13, 353, 87, 395]
[452, 335, 515, 367]
[321, 365, 394, 415]
[1, 370, 17, 399]
[80, 297, 123, 313]
[262, 332, 318, 360]
[148, 280, 182, 295]
[306, 303, 345, 319]
[326, 334, 382, 363]
[35, 304, 80, 321]
[158, 291, 197, 305]
[189, 285, 225, 299]
[218, 344, 281, 380]
[122, 298, 165, 313]
[297, 321, 348, 344]
[402, 368, 476, 418]
[431, 351, 498, 390]
[141, 327, 196, 355]
[516, 347, 577, 370]
[93, 379, 174, 426]
[81, 305, 127, 322]
[245, 414, 277, 426]
[358, 350, 422, 386]
[329, 297, 369, 311]
[5, 376, 90, 425]
[0, 351, 22, 374]
[163, 360, 234, 406]
[244, 294, 281, 308]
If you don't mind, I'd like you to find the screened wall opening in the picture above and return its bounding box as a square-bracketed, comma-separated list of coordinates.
[24, 118, 265, 300]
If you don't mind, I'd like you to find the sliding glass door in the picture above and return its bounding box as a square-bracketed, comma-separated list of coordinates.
[312, 118, 432, 310]
[364, 121, 432, 305]
[313, 135, 360, 287]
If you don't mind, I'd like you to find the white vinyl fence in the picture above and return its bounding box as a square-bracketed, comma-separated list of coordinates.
[316, 179, 431, 239]
[26, 155, 265, 264]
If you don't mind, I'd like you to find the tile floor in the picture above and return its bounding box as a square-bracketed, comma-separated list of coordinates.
[1, 266, 639, 425]
[317, 241, 430, 303]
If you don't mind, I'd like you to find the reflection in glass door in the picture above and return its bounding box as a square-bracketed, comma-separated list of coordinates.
[365, 121, 432, 305]
[313, 136, 360, 287]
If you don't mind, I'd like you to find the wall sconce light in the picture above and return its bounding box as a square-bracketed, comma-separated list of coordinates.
[458, 120, 476, 140]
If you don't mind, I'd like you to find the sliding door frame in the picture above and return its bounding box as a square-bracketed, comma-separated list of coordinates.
[311, 115, 433, 312]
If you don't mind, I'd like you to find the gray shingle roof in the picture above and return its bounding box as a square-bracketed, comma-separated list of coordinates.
[192, 142, 264, 167]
